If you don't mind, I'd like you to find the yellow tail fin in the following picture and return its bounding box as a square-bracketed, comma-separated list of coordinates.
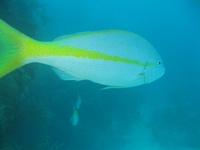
[0, 19, 34, 78]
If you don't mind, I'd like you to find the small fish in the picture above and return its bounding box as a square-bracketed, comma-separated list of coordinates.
[0, 19, 165, 88]
[75, 93, 81, 109]
[70, 106, 79, 126]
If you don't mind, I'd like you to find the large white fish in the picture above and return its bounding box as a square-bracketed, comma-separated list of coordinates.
[0, 19, 165, 88]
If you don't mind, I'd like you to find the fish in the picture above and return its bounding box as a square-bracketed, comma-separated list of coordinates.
[70, 106, 79, 126]
[75, 92, 81, 109]
[0, 19, 165, 88]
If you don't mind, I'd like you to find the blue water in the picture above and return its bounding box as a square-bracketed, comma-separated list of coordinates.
[0, 0, 200, 150]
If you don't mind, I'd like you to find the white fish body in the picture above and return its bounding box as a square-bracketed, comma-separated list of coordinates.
[48, 31, 165, 87]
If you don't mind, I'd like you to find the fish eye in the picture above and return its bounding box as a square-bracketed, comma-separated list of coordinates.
[157, 60, 162, 66]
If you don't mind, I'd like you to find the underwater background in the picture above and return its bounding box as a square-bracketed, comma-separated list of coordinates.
[0, 0, 200, 149]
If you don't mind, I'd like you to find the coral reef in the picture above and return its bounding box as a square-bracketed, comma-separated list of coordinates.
[0, 104, 8, 130]
[148, 89, 200, 149]
[0, 0, 49, 149]
[0, 143, 21, 150]
[0, 0, 46, 36]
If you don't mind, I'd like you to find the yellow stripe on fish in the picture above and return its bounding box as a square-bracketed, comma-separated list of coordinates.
[0, 19, 165, 88]
[23, 41, 151, 66]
